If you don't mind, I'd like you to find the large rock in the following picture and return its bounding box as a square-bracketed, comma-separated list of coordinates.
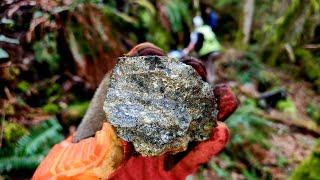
[103, 56, 218, 156]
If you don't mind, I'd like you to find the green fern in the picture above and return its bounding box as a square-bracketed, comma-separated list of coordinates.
[226, 99, 272, 148]
[15, 118, 63, 155]
[33, 33, 61, 72]
[213, 99, 275, 178]
[0, 155, 44, 172]
[0, 118, 64, 173]
[164, 0, 191, 33]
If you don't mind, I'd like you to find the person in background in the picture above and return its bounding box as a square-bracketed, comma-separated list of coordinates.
[205, 7, 219, 32]
[183, 16, 221, 84]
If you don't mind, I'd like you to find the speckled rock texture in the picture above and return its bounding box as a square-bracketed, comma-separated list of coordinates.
[103, 56, 218, 156]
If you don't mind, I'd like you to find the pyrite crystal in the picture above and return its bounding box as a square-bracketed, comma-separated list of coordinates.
[103, 56, 218, 156]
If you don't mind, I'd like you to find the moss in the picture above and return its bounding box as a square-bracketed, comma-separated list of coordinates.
[258, 70, 281, 91]
[295, 49, 320, 80]
[0, 118, 64, 173]
[43, 103, 60, 114]
[290, 139, 320, 180]
[1, 66, 20, 81]
[276, 99, 297, 115]
[307, 102, 320, 124]
[45, 83, 61, 97]
[2, 104, 15, 116]
[3, 121, 28, 145]
[295, 48, 320, 93]
[17, 81, 30, 93]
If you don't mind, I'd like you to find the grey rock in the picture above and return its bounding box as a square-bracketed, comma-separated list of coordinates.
[103, 56, 218, 156]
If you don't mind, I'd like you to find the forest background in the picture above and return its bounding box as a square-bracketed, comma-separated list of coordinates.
[0, 0, 320, 179]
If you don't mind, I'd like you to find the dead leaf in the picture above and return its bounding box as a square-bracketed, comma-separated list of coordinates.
[6, 0, 36, 17]
[65, 5, 126, 89]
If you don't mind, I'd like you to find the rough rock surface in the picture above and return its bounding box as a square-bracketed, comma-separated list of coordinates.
[103, 56, 218, 156]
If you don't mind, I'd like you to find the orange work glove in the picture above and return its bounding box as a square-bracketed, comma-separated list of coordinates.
[32, 43, 237, 180]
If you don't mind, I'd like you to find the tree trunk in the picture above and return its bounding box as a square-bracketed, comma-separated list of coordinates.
[242, 0, 255, 45]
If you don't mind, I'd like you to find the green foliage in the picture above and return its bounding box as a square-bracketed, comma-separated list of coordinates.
[272, 0, 302, 46]
[15, 118, 63, 155]
[295, 48, 320, 93]
[17, 81, 30, 93]
[1, 65, 20, 81]
[242, 169, 259, 180]
[16, 96, 28, 108]
[195, 166, 206, 180]
[255, 0, 306, 65]
[276, 155, 289, 168]
[0, 118, 64, 173]
[295, 48, 320, 81]
[45, 83, 61, 97]
[101, 5, 138, 28]
[213, 99, 274, 178]
[210, 162, 229, 178]
[276, 99, 297, 114]
[132, 0, 156, 15]
[215, 0, 238, 8]
[226, 58, 263, 84]
[227, 99, 271, 147]
[226, 52, 280, 90]
[67, 101, 89, 117]
[307, 102, 320, 124]
[252, 0, 319, 84]
[2, 121, 28, 146]
[164, 0, 191, 33]
[62, 101, 90, 124]
[66, 21, 97, 60]
[145, 26, 171, 51]
[138, 7, 171, 51]
[258, 70, 281, 90]
[43, 103, 60, 114]
[2, 103, 15, 116]
[101, 0, 191, 51]
[28, 81, 63, 109]
[291, 139, 320, 180]
[33, 33, 60, 72]
[0, 155, 44, 172]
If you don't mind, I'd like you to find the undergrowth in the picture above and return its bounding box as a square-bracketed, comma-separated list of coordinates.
[291, 138, 320, 180]
[203, 99, 274, 179]
[0, 118, 64, 173]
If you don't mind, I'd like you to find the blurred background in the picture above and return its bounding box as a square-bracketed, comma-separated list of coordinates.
[0, 0, 319, 179]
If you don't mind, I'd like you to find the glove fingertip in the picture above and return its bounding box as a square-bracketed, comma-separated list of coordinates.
[195, 122, 229, 158]
[126, 42, 165, 57]
[214, 84, 238, 121]
[170, 123, 229, 177]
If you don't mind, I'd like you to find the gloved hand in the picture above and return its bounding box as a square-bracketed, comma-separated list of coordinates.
[108, 122, 229, 180]
[32, 43, 237, 180]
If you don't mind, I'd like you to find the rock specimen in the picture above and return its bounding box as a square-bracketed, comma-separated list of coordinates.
[103, 56, 218, 156]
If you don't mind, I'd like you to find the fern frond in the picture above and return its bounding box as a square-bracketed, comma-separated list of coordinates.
[15, 118, 63, 155]
[0, 118, 64, 173]
[131, 0, 156, 15]
[226, 99, 272, 147]
[0, 145, 15, 157]
[0, 155, 44, 173]
[164, 0, 191, 32]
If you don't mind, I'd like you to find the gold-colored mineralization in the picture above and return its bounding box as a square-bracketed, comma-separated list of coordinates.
[103, 56, 217, 156]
